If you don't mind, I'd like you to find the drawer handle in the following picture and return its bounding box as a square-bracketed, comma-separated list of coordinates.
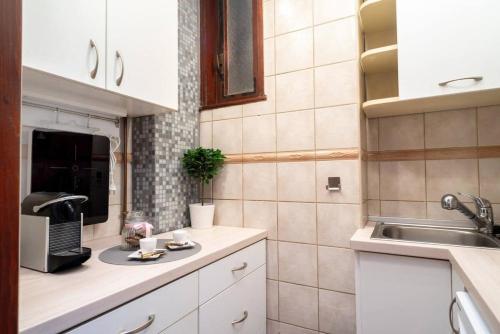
[231, 262, 248, 272]
[120, 314, 155, 334]
[449, 297, 460, 334]
[231, 310, 248, 325]
[89, 39, 99, 79]
[438, 76, 483, 86]
[115, 50, 125, 87]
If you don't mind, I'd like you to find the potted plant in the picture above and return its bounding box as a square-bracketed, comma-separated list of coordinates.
[182, 147, 225, 229]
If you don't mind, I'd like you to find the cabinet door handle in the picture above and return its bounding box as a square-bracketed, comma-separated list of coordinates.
[115, 51, 125, 87]
[120, 314, 155, 334]
[89, 39, 99, 79]
[438, 76, 483, 86]
[448, 297, 460, 334]
[231, 262, 247, 272]
[231, 310, 248, 325]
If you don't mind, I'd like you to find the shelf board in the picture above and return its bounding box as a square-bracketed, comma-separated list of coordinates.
[361, 44, 398, 74]
[363, 87, 500, 118]
[360, 0, 396, 33]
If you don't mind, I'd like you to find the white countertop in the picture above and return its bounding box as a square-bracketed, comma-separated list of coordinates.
[19, 226, 267, 334]
[351, 222, 500, 333]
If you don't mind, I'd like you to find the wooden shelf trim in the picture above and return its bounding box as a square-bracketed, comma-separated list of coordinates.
[359, 0, 396, 33]
[361, 44, 398, 74]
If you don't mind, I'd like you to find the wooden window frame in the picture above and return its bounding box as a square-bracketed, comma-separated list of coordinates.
[200, 0, 265, 110]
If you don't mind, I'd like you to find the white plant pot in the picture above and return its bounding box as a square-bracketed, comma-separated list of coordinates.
[189, 203, 215, 229]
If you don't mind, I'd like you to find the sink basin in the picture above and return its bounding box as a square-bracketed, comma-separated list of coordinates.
[371, 223, 500, 248]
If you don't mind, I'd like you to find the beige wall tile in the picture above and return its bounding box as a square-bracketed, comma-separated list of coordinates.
[318, 246, 355, 293]
[479, 158, 500, 202]
[317, 203, 360, 248]
[314, 17, 357, 66]
[243, 114, 276, 153]
[109, 164, 123, 205]
[82, 225, 94, 242]
[126, 162, 132, 205]
[212, 105, 243, 120]
[264, 0, 275, 38]
[367, 118, 379, 151]
[94, 205, 122, 239]
[380, 201, 427, 218]
[277, 109, 315, 151]
[425, 109, 477, 148]
[478, 105, 500, 146]
[267, 240, 279, 280]
[278, 161, 316, 202]
[199, 122, 212, 148]
[267, 320, 280, 334]
[213, 200, 243, 227]
[244, 200, 278, 239]
[267, 279, 279, 321]
[243, 163, 277, 200]
[367, 161, 379, 199]
[275, 0, 313, 35]
[426, 159, 479, 202]
[201, 180, 212, 200]
[276, 28, 313, 74]
[278, 202, 317, 243]
[315, 61, 359, 108]
[213, 164, 243, 199]
[379, 114, 424, 151]
[319, 289, 356, 334]
[367, 200, 381, 216]
[264, 38, 275, 76]
[313, 0, 357, 25]
[276, 69, 314, 112]
[380, 161, 426, 201]
[212, 118, 242, 154]
[279, 323, 318, 334]
[316, 160, 360, 204]
[279, 241, 318, 287]
[243, 76, 276, 117]
[315, 104, 359, 149]
[279, 282, 319, 330]
[199, 110, 212, 122]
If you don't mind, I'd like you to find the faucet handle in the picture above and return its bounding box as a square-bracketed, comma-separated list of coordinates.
[457, 192, 491, 209]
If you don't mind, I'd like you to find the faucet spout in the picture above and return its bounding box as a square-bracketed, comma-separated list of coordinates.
[441, 193, 495, 235]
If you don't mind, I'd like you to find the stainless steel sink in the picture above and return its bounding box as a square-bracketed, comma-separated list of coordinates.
[371, 223, 500, 248]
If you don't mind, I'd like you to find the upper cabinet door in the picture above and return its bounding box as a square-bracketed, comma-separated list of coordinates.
[397, 0, 500, 99]
[106, 0, 178, 110]
[23, 0, 106, 88]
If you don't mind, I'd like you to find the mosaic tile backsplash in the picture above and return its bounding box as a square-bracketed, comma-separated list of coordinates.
[132, 0, 200, 233]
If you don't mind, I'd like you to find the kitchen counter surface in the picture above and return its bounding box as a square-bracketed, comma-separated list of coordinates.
[19, 226, 267, 334]
[351, 222, 500, 333]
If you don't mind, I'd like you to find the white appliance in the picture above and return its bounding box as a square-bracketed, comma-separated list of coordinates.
[454, 291, 491, 334]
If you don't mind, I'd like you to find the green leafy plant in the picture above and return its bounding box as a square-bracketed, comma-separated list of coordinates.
[182, 147, 225, 205]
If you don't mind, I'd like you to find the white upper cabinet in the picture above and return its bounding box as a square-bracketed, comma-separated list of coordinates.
[23, 0, 106, 88]
[106, 0, 178, 110]
[397, 0, 500, 99]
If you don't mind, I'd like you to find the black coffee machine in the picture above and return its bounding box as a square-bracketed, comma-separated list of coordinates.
[20, 192, 91, 273]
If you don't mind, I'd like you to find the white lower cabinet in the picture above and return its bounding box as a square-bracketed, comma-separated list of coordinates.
[67, 241, 266, 334]
[356, 252, 452, 334]
[199, 265, 266, 334]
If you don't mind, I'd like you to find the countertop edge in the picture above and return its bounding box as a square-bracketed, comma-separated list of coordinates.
[351, 222, 500, 333]
[21, 229, 267, 334]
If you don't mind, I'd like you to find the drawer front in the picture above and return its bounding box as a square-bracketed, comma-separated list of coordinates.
[68, 272, 198, 334]
[199, 240, 266, 304]
[160, 310, 198, 334]
[199, 265, 266, 334]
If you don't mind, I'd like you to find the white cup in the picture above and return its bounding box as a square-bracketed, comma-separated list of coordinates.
[173, 230, 190, 244]
[139, 237, 157, 252]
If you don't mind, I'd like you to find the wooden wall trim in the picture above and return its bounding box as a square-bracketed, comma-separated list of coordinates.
[0, 0, 21, 332]
[224, 149, 360, 164]
[367, 146, 500, 161]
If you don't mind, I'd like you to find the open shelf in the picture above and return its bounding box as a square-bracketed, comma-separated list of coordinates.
[362, 87, 500, 118]
[361, 44, 398, 74]
[360, 0, 396, 33]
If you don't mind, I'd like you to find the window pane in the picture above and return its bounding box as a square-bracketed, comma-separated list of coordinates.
[225, 0, 254, 96]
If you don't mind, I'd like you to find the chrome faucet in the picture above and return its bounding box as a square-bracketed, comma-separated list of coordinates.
[441, 192, 495, 235]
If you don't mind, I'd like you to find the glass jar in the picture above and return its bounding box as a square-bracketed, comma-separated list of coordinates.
[120, 211, 153, 250]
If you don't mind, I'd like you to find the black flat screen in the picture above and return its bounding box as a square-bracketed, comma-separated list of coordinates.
[30, 130, 110, 225]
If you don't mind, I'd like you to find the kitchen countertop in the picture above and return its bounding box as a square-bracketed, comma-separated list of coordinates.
[19, 226, 267, 334]
[351, 222, 500, 333]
